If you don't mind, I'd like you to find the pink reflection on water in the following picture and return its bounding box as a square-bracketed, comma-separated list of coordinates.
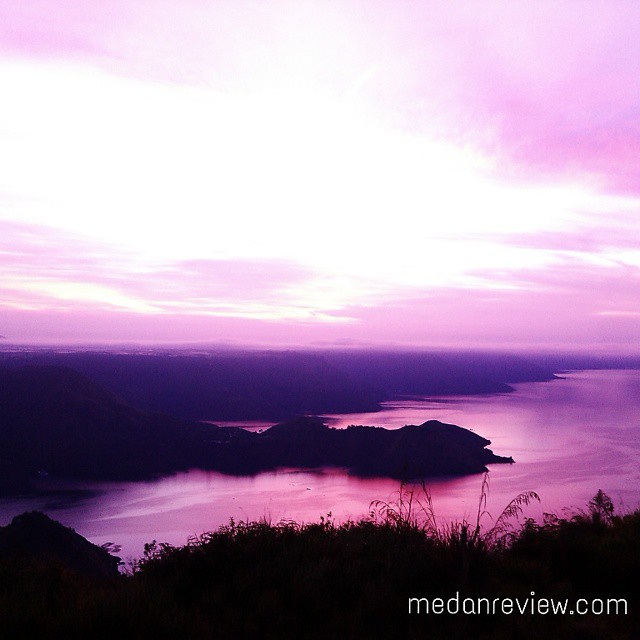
[0, 370, 638, 562]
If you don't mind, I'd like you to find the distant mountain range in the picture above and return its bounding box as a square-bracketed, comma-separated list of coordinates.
[0, 365, 513, 495]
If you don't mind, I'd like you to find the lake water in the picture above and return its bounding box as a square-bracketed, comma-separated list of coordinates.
[1, 369, 639, 563]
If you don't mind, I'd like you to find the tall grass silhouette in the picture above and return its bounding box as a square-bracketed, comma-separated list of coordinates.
[369, 472, 540, 548]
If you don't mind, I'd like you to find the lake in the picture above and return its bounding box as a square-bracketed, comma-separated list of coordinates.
[1, 369, 638, 563]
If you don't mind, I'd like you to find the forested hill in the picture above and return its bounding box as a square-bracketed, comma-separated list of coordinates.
[0, 349, 557, 421]
[0, 366, 513, 494]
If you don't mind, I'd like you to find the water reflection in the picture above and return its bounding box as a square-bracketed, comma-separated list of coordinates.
[1, 370, 638, 561]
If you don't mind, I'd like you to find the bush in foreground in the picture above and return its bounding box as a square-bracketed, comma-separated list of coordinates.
[0, 487, 638, 639]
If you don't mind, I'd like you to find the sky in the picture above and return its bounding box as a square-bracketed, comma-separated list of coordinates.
[0, 0, 639, 350]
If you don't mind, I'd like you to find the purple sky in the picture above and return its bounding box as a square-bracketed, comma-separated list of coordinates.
[0, 1, 639, 350]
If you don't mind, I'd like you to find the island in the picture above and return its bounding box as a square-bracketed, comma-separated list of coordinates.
[207, 415, 513, 478]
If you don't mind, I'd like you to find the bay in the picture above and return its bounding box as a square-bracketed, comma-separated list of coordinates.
[1, 369, 638, 563]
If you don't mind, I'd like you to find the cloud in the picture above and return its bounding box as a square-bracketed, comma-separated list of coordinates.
[1, 218, 638, 351]
[1, 2, 639, 350]
[0, 220, 337, 319]
[459, 205, 640, 254]
[338, 280, 640, 351]
[0, 2, 115, 59]
[4, 0, 639, 198]
[396, 2, 640, 194]
[0, 0, 369, 90]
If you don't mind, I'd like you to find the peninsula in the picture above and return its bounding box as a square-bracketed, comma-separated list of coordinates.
[0, 366, 513, 495]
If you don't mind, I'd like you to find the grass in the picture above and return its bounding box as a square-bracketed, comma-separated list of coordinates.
[0, 479, 638, 639]
[368, 473, 541, 548]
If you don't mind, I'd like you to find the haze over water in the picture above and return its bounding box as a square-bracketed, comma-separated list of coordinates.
[1, 369, 638, 562]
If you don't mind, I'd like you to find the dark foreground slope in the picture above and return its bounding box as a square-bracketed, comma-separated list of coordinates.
[0, 366, 512, 494]
[0, 511, 120, 579]
[0, 496, 637, 639]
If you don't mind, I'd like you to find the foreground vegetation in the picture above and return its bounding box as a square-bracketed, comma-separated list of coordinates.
[0, 486, 638, 639]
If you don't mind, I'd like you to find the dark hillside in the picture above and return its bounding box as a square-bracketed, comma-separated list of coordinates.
[0, 349, 558, 421]
[0, 511, 120, 579]
[0, 366, 236, 484]
[0, 367, 512, 493]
